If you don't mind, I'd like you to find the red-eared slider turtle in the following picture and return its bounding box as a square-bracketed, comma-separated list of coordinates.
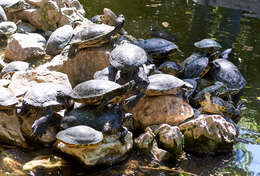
[0, 86, 18, 110]
[21, 83, 73, 137]
[220, 48, 232, 60]
[179, 53, 210, 79]
[210, 59, 246, 91]
[70, 79, 135, 108]
[68, 14, 125, 58]
[199, 93, 241, 118]
[56, 125, 103, 147]
[194, 38, 222, 53]
[157, 61, 180, 76]
[137, 38, 180, 59]
[0, 61, 29, 79]
[183, 78, 199, 102]
[61, 105, 128, 143]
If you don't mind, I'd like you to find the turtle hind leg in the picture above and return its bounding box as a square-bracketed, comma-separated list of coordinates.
[32, 107, 53, 137]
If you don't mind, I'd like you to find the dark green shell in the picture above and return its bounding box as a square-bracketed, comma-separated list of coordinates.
[56, 125, 103, 145]
[210, 59, 246, 90]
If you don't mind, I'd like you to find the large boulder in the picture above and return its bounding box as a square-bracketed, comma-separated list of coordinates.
[124, 95, 194, 130]
[40, 46, 111, 86]
[8, 69, 71, 96]
[179, 114, 238, 154]
[134, 127, 155, 154]
[0, 110, 27, 148]
[56, 131, 133, 166]
[5, 33, 46, 61]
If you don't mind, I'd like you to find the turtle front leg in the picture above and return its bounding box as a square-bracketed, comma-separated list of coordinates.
[32, 107, 53, 137]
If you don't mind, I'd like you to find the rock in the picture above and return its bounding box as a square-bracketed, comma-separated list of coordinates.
[25, 0, 44, 7]
[56, 131, 133, 166]
[67, 0, 85, 15]
[179, 114, 238, 154]
[0, 110, 27, 147]
[58, 7, 87, 27]
[0, 0, 28, 14]
[124, 95, 194, 130]
[0, 6, 7, 22]
[23, 155, 68, 172]
[5, 33, 46, 61]
[45, 25, 73, 56]
[150, 140, 172, 162]
[8, 69, 71, 96]
[16, 20, 36, 33]
[154, 124, 184, 155]
[134, 127, 155, 153]
[0, 21, 17, 47]
[40, 46, 111, 87]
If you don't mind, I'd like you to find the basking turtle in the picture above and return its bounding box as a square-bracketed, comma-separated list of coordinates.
[90, 14, 104, 24]
[68, 14, 125, 58]
[56, 125, 103, 147]
[179, 53, 210, 79]
[194, 38, 222, 57]
[21, 83, 73, 137]
[0, 86, 18, 110]
[183, 78, 199, 102]
[199, 93, 241, 118]
[109, 41, 150, 90]
[210, 59, 246, 91]
[0, 61, 29, 79]
[61, 105, 128, 142]
[137, 38, 180, 59]
[157, 61, 180, 76]
[70, 79, 135, 108]
[220, 48, 232, 60]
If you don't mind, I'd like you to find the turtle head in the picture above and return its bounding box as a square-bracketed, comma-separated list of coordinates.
[116, 14, 125, 27]
[102, 122, 112, 134]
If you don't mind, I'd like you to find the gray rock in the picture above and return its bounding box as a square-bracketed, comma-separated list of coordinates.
[154, 124, 184, 155]
[16, 20, 36, 33]
[151, 140, 172, 162]
[5, 33, 46, 61]
[46, 25, 73, 56]
[56, 131, 133, 166]
[0, 6, 7, 22]
[134, 127, 155, 153]
[179, 114, 238, 154]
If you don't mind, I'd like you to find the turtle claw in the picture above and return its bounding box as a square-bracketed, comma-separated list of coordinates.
[31, 116, 49, 137]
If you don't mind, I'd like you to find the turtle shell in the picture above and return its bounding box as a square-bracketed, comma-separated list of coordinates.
[22, 83, 72, 108]
[137, 38, 178, 58]
[56, 125, 103, 145]
[145, 74, 193, 96]
[210, 59, 246, 90]
[70, 80, 122, 104]
[0, 61, 29, 78]
[158, 61, 180, 76]
[109, 42, 148, 71]
[0, 86, 18, 109]
[194, 38, 222, 49]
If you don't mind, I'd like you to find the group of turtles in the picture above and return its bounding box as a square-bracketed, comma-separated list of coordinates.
[0, 10, 246, 149]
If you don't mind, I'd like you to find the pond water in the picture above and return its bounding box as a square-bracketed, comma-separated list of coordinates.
[80, 0, 260, 175]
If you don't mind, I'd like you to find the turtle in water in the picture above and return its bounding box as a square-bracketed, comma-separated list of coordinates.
[199, 93, 241, 119]
[68, 14, 125, 58]
[56, 125, 103, 147]
[70, 79, 135, 109]
[137, 38, 180, 60]
[210, 59, 246, 91]
[0, 61, 29, 79]
[20, 83, 73, 137]
[61, 105, 129, 143]
[0, 86, 18, 110]
[179, 53, 210, 79]
[149, 26, 176, 42]
[194, 38, 222, 58]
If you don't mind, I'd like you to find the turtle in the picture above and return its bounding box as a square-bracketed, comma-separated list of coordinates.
[179, 53, 210, 79]
[70, 79, 135, 109]
[199, 92, 241, 118]
[56, 125, 103, 147]
[0, 61, 29, 79]
[90, 15, 104, 24]
[20, 83, 73, 137]
[149, 26, 176, 42]
[137, 38, 180, 59]
[109, 41, 150, 92]
[68, 14, 125, 58]
[93, 65, 116, 81]
[220, 48, 232, 60]
[210, 59, 246, 91]
[183, 78, 199, 102]
[61, 105, 129, 143]
[0, 0, 29, 13]
[0, 86, 18, 110]
[157, 61, 180, 76]
[194, 38, 222, 57]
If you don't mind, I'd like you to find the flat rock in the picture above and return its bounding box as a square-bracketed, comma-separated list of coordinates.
[8, 69, 71, 96]
[56, 131, 133, 166]
[179, 114, 238, 154]
[124, 95, 194, 130]
[5, 33, 46, 61]
[45, 25, 73, 56]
